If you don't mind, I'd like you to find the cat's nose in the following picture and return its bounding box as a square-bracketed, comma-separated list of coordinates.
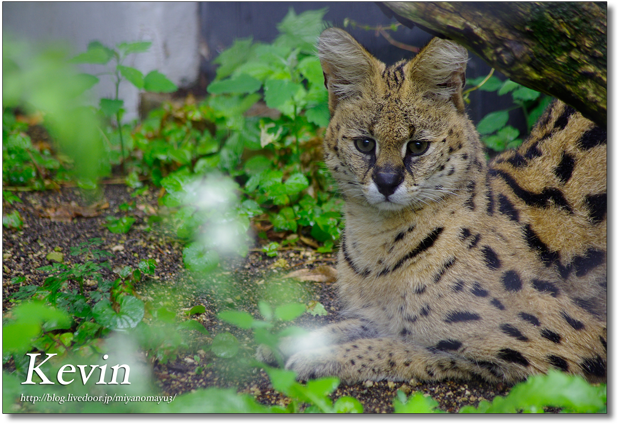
[374, 170, 404, 197]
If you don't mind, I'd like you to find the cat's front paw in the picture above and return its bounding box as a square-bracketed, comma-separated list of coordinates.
[285, 348, 343, 381]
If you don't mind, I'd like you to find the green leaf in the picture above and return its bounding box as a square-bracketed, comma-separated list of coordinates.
[264, 366, 298, 394]
[92, 296, 145, 329]
[117, 41, 152, 55]
[207, 74, 262, 95]
[258, 301, 273, 321]
[183, 244, 219, 273]
[3, 210, 23, 230]
[75, 73, 100, 93]
[275, 8, 327, 53]
[12, 301, 72, 330]
[305, 102, 330, 128]
[459, 371, 606, 413]
[99, 98, 124, 117]
[144, 70, 177, 93]
[105, 215, 135, 233]
[70, 44, 114, 64]
[138, 259, 156, 275]
[477, 110, 510, 135]
[334, 396, 364, 413]
[118, 65, 144, 89]
[211, 332, 239, 358]
[498, 79, 520, 95]
[308, 302, 328, 317]
[264, 79, 302, 109]
[262, 241, 279, 257]
[218, 310, 255, 329]
[243, 155, 272, 176]
[274, 303, 306, 321]
[394, 391, 443, 413]
[512, 86, 541, 102]
[472, 75, 504, 92]
[298, 56, 325, 87]
[188, 305, 206, 316]
[2, 322, 41, 354]
[283, 173, 309, 195]
[178, 320, 209, 335]
[73, 321, 102, 345]
[213, 38, 254, 80]
[271, 207, 297, 232]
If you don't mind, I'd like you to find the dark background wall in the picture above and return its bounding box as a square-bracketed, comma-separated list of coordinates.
[199, 2, 523, 128]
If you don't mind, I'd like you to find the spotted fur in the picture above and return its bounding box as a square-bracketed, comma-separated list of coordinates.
[258, 28, 606, 384]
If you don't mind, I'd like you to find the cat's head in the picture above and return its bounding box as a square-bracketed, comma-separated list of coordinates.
[318, 28, 477, 212]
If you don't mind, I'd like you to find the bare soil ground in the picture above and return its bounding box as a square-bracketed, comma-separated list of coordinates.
[3, 184, 514, 413]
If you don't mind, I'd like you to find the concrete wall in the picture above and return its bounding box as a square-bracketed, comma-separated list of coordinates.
[3, 2, 200, 121]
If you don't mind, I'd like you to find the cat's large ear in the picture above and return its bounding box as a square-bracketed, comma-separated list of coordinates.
[408, 38, 468, 112]
[318, 28, 379, 113]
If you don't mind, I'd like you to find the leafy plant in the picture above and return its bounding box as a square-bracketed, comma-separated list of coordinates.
[2, 209, 23, 230]
[71, 40, 178, 172]
[464, 73, 553, 152]
[458, 371, 606, 413]
[3, 239, 157, 377]
[3, 36, 105, 188]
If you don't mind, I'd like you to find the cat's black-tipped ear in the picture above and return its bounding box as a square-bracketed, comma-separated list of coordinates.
[318, 28, 379, 113]
[408, 38, 468, 112]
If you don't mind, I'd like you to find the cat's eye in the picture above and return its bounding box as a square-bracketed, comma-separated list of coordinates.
[407, 140, 430, 156]
[355, 138, 376, 154]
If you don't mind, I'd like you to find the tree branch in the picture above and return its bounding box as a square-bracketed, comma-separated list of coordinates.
[383, 2, 606, 126]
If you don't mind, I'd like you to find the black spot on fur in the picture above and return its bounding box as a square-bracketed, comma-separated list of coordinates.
[400, 328, 411, 337]
[405, 314, 418, 323]
[584, 193, 607, 224]
[486, 179, 495, 216]
[573, 249, 605, 277]
[350, 359, 356, 366]
[497, 349, 529, 367]
[476, 361, 502, 379]
[562, 311, 585, 330]
[447, 166, 455, 176]
[388, 360, 396, 368]
[502, 270, 522, 292]
[414, 285, 427, 295]
[420, 304, 431, 317]
[600, 336, 607, 352]
[554, 152, 575, 184]
[465, 193, 476, 210]
[482, 246, 501, 270]
[436, 339, 463, 351]
[394, 231, 406, 243]
[548, 355, 569, 372]
[433, 257, 456, 283]
[491, 298, 505, 310]
[462, 153, 468, 160]
[580, 356, 606, 378]
[554, 105, 576, 130]
[577, 126, 606, 150]
[531, 279, 560, 297]
[470, 283, 488, 297]
[500, 324, 529, 341]
[452, 281, 465, 292]
[341, 234, 371, 277]
[507, 153, 527, 168]
[459, 228, 471, 240]
[404, 360, 412, 367]
[386, 227, 444, 275]
[540, 329, 562, 344]
[488, 168, 573, 213]
[498, 194, 519, 222]
[519, 312, 540, 327]
[524, 142, 543, 159]
[572, 297, 605, 320]
[468, 234, 481, 249]
[522, 224, 559, 267]
[444, 311, 481, 323]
